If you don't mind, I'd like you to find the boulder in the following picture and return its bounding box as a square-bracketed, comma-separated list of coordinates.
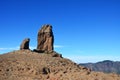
[52, 53, 62, 58]
[20, 38, 30, 50]
[37, 24, 54, 52]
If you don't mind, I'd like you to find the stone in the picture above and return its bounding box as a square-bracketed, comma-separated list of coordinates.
[52, 53, 62, 58]
[52, 51, 63, 58]
[37, 24, 54, 52]
[42, 67, 50, 74]
[20, 38, 30, 50]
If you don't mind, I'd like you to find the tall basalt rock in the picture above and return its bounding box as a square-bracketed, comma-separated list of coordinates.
[37, 24, 54, 52]
[20, 38, 30, 50]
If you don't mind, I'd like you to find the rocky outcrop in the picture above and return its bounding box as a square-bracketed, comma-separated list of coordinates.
[52, 52, 63, 58]
[37, 24, 54, 52]
[20, 38, 30, 50]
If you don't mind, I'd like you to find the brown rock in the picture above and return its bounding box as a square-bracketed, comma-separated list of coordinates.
[20, 38, 30, 50]
[42, 67, 50, 74]
[37, 24, 54, 52]
[52, 53, 62, 58]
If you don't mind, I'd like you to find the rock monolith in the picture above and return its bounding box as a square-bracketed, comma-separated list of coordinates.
[20, 38, 30, 50]
[37, 24, 54, 52]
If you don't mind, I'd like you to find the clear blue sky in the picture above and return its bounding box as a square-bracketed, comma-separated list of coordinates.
[0, 0, 120, 63]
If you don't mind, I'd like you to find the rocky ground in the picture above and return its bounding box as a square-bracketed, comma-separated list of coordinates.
[0, 50, 120, 80]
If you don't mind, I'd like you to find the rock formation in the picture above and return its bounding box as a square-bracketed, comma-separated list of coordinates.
[1, 24, 120, 80]
[20, 38, 30, 50]
[37, 24, 54, 52]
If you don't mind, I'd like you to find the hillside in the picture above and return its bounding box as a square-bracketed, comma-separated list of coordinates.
[80, 60, 120, 74]
[0, 50, 120, 80]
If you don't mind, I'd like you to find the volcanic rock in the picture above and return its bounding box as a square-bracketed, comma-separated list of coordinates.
[20, 38, 30, 50]
[37, 24, 54, 52]
[52, 52, 62, 58]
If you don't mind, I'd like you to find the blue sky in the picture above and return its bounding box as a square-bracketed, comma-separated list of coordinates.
[0, 0, 120, 63]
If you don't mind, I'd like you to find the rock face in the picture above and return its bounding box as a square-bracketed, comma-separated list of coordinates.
[20, 38, 30, 50]
[37, 24, 54, 52]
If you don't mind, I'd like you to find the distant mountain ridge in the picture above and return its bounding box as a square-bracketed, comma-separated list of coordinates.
[80, 60, 120, 74]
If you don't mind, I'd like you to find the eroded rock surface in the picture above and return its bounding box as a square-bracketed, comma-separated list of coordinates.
[20, 38, 30, 50]
[37, 24, 54, 52]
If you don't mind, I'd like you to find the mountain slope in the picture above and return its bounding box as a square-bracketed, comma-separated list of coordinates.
[80, 60, 120, 74]
[0, 50, 120, 80]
